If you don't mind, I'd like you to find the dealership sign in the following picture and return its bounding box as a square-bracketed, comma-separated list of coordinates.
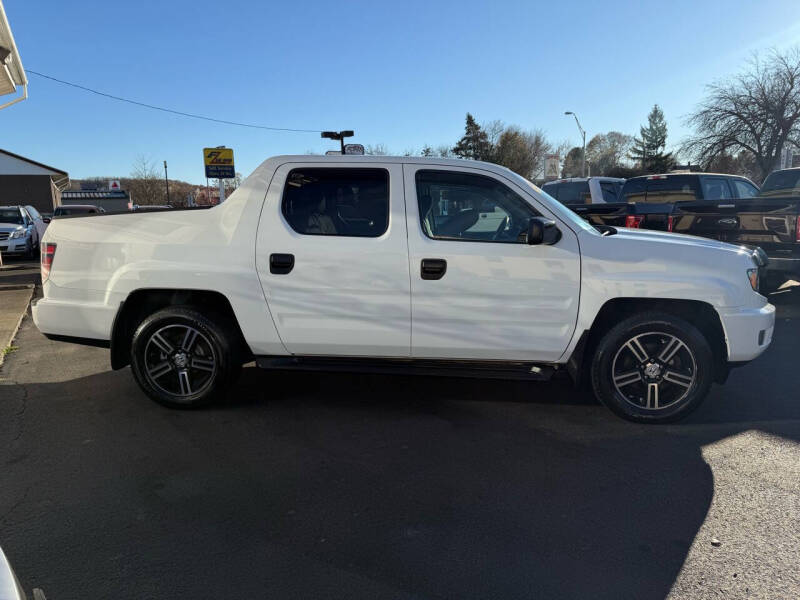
[544, 154, 560, 180]
[203, 147, 235, 179]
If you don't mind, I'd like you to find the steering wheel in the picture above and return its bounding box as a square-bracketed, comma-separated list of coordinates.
[492, 216, 509, 240]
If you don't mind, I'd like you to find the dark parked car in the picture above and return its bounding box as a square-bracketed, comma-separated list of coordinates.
[53, 204, 105, 217]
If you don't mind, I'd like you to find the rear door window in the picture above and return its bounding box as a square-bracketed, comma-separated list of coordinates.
[282, 168, 390, 237]
[645, 176, 701, 203]
[731, 179, 759, 198]
[701, 177, 733, 201]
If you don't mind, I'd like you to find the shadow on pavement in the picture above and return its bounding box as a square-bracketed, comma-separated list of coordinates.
[1, 297, 799, 599]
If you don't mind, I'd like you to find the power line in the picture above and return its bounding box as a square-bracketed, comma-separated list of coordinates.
[25, 69, 323, 133]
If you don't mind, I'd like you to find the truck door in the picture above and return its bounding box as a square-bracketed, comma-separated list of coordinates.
[404, 164, 581, 362]
[255, 162, 411, 356]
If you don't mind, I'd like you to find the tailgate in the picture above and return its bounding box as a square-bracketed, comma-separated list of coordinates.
[671, 198, 800, 252]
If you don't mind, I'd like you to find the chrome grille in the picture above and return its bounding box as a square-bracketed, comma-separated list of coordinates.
[0, 232, 10, 241]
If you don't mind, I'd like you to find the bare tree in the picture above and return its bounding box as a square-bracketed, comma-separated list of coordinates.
[128, 155, 165, 205]
[435, 145, 453, 158]
[484, 119, 505, 147]
[682, 47, 800, 182]
[587, 131, 634, 175]
[492, 127, 552, 179]
[365, 144, 389, 156]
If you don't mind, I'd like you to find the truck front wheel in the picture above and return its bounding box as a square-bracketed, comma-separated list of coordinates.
[130, 306, 241, 409]
[590, 312, 714, 423]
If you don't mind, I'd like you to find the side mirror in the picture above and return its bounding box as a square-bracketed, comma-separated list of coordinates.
[43, 217, 51, 224]
[527, 217, 561, 245]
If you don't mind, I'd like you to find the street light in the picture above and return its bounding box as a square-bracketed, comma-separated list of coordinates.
[321, 130, 354, 154]
[564, 111, 586, 178]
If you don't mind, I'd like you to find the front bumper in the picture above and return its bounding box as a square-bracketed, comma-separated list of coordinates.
[0, 240, 30, 254]
[718, 302, 775, 362]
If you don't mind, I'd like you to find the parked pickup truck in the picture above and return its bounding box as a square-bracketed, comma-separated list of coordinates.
[32, 156, 775, 423]
[574, 170, 799, 290]
[671, 167, 800, 290]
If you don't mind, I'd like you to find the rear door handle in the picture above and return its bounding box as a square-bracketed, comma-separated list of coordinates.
[270, 253, 295, 275]
[421, 258, 447, 280]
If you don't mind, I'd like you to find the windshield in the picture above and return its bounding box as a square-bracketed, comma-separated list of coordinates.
[0, 208, 23, 224]
[760, 169, 800, 196]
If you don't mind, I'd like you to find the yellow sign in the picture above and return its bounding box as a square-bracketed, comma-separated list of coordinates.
[203, 147, 235, 178]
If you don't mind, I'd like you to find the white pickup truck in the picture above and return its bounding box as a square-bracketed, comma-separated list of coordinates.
[32, 156, 775, 422]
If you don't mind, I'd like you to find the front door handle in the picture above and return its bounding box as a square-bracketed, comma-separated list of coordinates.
[421, 258, 447, 280]
[270, 253, 295, 275]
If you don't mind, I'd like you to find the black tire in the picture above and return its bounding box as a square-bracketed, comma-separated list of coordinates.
[130, 306, 242, 409]
[590, 311, 714, 423]
[24, 239, 34, 259]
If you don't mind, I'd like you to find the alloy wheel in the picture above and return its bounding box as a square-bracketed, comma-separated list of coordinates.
[143, 324, 217, 398]
[611, 332, 697, 411]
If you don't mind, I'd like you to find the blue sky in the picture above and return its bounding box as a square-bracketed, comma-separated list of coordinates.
[3, 0, 800, 183]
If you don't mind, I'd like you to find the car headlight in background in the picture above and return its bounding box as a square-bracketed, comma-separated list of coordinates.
[9, 228, 26, 239]
[747, 268, 759, 292]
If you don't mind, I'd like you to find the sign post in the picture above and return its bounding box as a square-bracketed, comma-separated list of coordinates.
[203, 147, 235, 203]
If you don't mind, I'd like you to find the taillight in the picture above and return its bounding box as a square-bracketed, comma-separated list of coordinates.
[625, 215, 644, 228]
[41, 242, 57, 281]
[667, 216, 674, 232]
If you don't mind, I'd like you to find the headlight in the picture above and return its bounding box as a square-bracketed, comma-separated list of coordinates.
[747, 268, 759, 292]
[10, 229, 25, 239]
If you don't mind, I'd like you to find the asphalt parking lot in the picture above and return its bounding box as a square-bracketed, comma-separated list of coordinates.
[1, 274, 799, 599]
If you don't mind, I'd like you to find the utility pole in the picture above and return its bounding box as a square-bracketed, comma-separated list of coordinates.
[564, 111, 586, 177]
[163, 160, 170, 205]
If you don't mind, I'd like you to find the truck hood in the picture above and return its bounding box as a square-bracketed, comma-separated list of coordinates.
[0, 223, 24, 233]
[611, 227, 751, 256]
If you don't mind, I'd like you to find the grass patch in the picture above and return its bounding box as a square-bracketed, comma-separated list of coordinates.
[2, 345, 18, 356]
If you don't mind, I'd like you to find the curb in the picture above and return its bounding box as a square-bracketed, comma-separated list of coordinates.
[0, 284, 35, 369]
[0, 284, 36, 291]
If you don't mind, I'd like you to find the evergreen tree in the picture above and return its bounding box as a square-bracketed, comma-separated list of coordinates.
[452, 113, 492, 161]
[628, 104, 674, 173]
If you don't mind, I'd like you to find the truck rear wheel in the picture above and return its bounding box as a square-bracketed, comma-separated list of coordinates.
[590, 312, 714, 423]
[130, 306, 241, 409]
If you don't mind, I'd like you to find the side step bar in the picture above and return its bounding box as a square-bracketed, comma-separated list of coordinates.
[255, 355, 557, 381]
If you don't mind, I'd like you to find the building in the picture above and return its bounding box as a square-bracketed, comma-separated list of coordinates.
[0, 0, 27, 111]
[0, 148, 70, 214]
[61, 188, 131, 213]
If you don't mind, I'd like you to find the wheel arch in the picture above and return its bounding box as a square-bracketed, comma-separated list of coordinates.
[110, 288, 252, 370]
[569, 298, 728, 386]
